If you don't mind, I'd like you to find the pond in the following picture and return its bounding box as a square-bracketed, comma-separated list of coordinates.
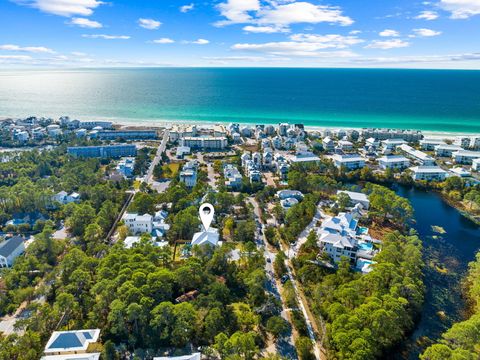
[392, 185, 480, 359]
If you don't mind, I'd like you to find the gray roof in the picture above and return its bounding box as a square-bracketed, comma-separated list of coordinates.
[0, 236, 24, 257]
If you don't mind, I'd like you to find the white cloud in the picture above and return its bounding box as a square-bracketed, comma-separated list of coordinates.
[439, 0, 480, 19]
[415, 10, 439, 20]
[365, 39, 410, 49]
[216, 0, 260, 24]
[233, 42, 357, 57]
[243, 25, 289, 33]
[191, 39, 209, 45]
[13, 0, 103, 17]
[71, 51, 87, 56]
[379, 29, 400, 37]
[153, 38, 175, 44]
[69, 17, 102, 28]
[232, 33, 362, 57]
[289, 33, 364, 48]
[349, 30, 361, 35]
[138, 18, 162, 30]
[0, 55, 33, 60]
[354, 52, 480, 65]
[215, 0, 353, 29]
[203, 55, 290, 62]
[0, 44, 55, 53]
[257, 2, 354, 27]
[180, 3, 194, 13]
[82, 34, 131, 40]
[411, 28, 442, 37]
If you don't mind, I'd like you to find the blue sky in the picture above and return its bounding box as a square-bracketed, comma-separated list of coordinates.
[0, 0, 479, 68]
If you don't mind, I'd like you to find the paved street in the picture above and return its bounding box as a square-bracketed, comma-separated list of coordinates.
[197, 153, 218, 190]
[250, 198, 325, 360]
[288, 202, 326, 259]
[248, 197, 297, 359]
[145, 130, 169, 186]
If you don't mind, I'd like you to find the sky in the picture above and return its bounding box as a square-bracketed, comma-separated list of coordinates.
[0, 0, 479, 68]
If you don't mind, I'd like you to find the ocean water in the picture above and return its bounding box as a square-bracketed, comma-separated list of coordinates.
[0, 68, 480, 133]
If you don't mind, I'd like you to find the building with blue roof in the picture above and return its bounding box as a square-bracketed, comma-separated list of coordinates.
[43, 329, 100, 356]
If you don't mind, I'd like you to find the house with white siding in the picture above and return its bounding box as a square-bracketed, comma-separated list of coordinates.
[452, 150, 480, 164]
[409, 166, 448, 181]
[434, 144, 463, 158]
[377, 155, 410, 170]
[398, 144, 435, 166]
[420, 138, 446, 151]
[0, 236, 25, 268]
[333, 154, 366, 170]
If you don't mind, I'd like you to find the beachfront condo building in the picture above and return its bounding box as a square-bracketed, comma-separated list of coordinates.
[452, 150, 480, 164]
[180, 136, 227, 150]
[435, 144, 464, 157]
[97, 130, 158, 140]
[67, 144, 137, 158]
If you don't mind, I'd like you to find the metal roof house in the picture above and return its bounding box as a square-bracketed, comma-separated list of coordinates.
[0, 236, 25, 268]
[43, 329, 100, 356]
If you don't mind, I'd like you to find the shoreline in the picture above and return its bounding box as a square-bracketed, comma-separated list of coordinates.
[112, 119, 474, 140]
[2, 115, 476, 139]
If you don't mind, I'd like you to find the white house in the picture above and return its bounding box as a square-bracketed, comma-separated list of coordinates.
[381, 139, 406, 154]
[179, 161, 198, 188]
[322, 137, 335, 152]
[192, 228, 220, 247]
[124, 213, 153, 234]
[263, 149, 273, 168]
[409, 166, 448, 181]
[336, 190, 370, 209]
[291, 151, 320, 164]
[281, 198, 299, 209]
[317, 212, 376, 265]
[420, 138, 446, 151]
[224, 164, 242, 190]
[434, 144, 463, 158]
[452, 150, 480, 164]
[43, 329, 100, 356]
[176, 146, 191, 159]
[116, 157, 135, 178]
[454, 136, 472, 149]
[472, 158, 480, 172]
[52, 191, 81, 205]
[450, 167, 470, 178]
[317, 212, 359, 264]
[365, 137, 380, 149]
[333, 154, 366, 170]
[377, 155, 410, 170]
[337, 140, 353, 151]
[398, 144, 435, 166]
[0, 236, 25, 268]
[276, 190, 304, 200]
[124, 236, 142, 249]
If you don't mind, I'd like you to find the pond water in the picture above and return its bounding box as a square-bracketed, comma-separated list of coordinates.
[392, 185, 480, 359]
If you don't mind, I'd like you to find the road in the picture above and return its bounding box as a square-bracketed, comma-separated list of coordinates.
[109, 130, 170, 242]
[288, 202, 326, 259]
[249, 198, 325, 360]
[197, 153, 218, 190]
[145, 130, 169, 185]
[247, 197, 297, 359]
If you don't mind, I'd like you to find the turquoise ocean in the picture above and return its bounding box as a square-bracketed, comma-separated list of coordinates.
[0, 68, 479, 133]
